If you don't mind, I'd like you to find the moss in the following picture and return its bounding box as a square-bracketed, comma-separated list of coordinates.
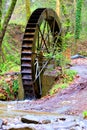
[0, 93, 6, 100]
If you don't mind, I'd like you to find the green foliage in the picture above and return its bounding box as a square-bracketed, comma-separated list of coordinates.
[49, 84, 60, 95]
[56, 33, 73, 72]
[75, 0, 83, 40]
[31, 0, 56, 12]
[7, 81, 18, 100]
[0, 0, 86, 100]
[0, 61, 20, 75]
[44, 31, 73, 75]
[0, 78, 19, 100]
[12, 79, 19, 93]
[83, 110, 87, 118]
[50, 83, 68, 96]
[62, 69, 77, 83]
[2, 0, 10, 15]
[0, 63, 9, 75]
[0, 78, 9, 88]
[5, 80, 19, 100]
[0, 93, 6, 100]
[10, 3, 27, 26]
[0, 0, 17, 32]
[60, 0, 74, 35]
[0, 31, 20, 75]
[0, 56, 20, 75]
[25, 0, 31, 21]
[79, 1, 87, 40]
[9, 0, 56, 26]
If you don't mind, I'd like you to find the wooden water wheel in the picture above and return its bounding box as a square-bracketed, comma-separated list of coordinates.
[21, 8, 62, 99]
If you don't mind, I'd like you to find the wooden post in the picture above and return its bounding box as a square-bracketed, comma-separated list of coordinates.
[18, 73, 24, 100]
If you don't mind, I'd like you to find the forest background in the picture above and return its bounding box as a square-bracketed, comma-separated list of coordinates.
[0, 0, 87, 100]
[0, 0, 87, 74]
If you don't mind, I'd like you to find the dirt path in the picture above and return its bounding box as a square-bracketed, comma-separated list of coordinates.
[14, 58, 87, 116]
[0, 58, 87, 130]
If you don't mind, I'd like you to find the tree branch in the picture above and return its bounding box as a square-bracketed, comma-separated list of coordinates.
[0, 0, 17, 47]
[2, 0, 17, 32]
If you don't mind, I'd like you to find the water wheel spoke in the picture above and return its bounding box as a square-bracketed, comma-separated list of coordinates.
[38, 24, 49, 53]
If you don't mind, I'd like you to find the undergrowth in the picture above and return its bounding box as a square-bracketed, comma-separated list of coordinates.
[83, 110, 87, 119]
[49, 69, 77, 96]
[0, 77, 19, 100]
[0, 27, 21, 75]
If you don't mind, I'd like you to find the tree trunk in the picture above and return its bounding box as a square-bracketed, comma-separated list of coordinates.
[25, 0, 31, 21]
[56, 0, 60, 18]
[74, 0, 76, 8]
[0, 0, 17, 61]
[0, 0, 17, 48]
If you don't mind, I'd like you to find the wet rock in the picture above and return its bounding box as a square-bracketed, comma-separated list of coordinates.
[21, 117, 39, 124]
[42, 119, 51, 124]
[2, 116, 87, 130]
[3, 124, 36, 130]
[42, 68, 59, 97]
[71, 54, 85, 59]
[9, 127, 36, 130]
[21, 115, 51, 124]
[21, 115, 87, 130]
[9, 128, 35, 130]
[0, 119, 3, 129]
